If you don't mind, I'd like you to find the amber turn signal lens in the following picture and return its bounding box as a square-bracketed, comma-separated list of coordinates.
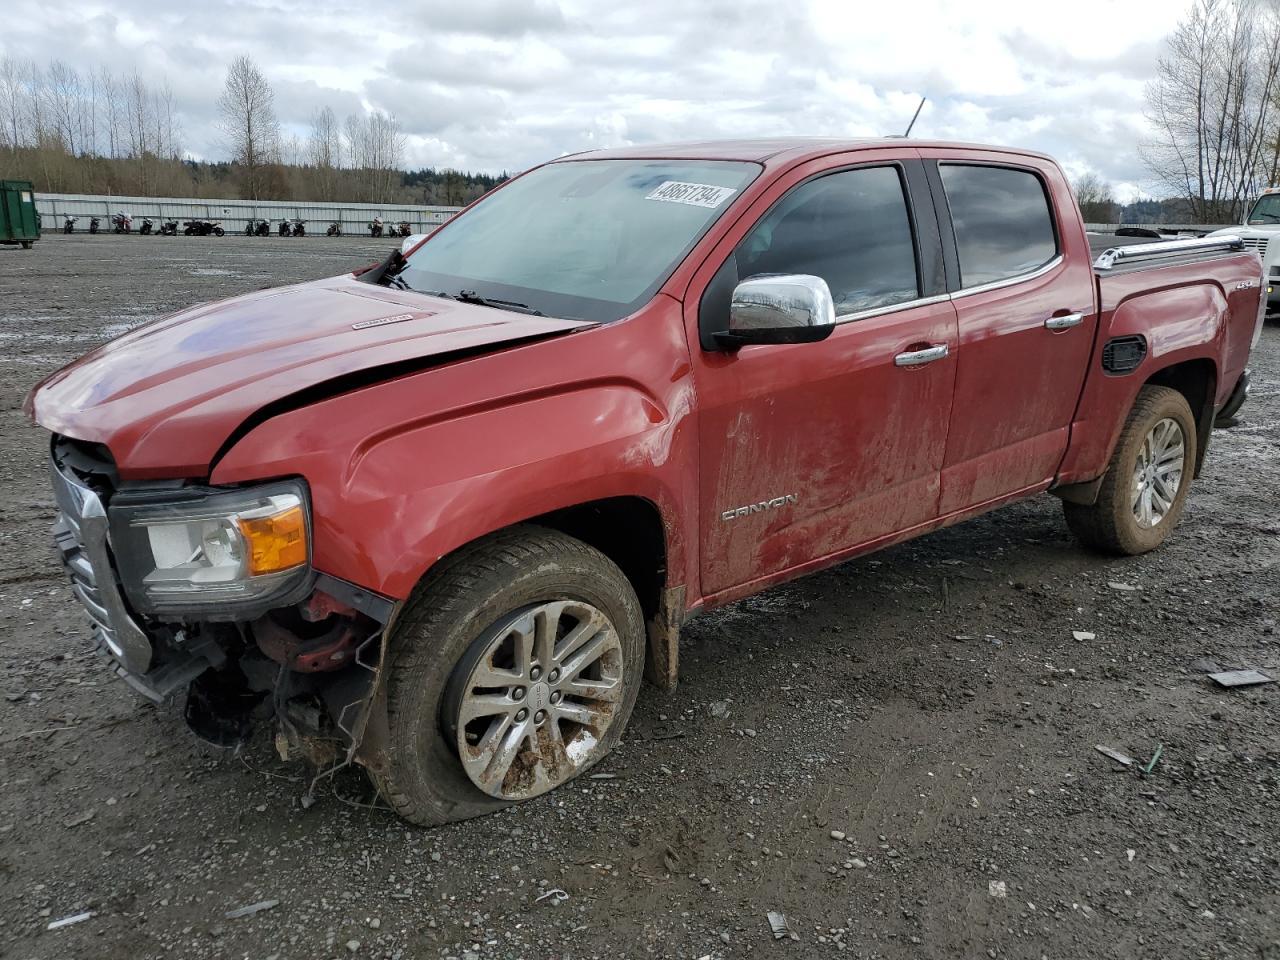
[237, 505, 307, 576]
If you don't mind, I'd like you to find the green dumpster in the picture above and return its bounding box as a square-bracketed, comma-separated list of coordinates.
[0, 180, 39, 249]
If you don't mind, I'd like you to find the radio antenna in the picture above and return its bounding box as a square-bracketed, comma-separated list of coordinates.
[904, 97, 926, 137]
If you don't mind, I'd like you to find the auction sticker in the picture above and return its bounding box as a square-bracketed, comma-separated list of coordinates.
[645, 181, 737, 208]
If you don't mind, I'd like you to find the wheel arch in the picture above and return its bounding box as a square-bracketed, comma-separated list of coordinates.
[400, 494, 685, 692]
[1053, 354, 1218, 505]
[1143, 356, 1216, 477]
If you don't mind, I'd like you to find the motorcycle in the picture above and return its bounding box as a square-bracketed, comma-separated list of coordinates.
[395, 221, 412, 237]
[111, 211, 132, 234]
[369, 217, 384, 238]
[62, 215, 78, 234]
[89, 216, 100, 234]
[326, 221, 342, 237]
[182, 219, 225, 237]
[291, 219, 307, 237]
[278, 219, 291, 237]
[139, 217, 155, 235]
[158, 219, 179, 236]
[245, 218, 270, 237]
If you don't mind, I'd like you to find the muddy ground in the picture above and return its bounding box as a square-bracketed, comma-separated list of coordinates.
[0, 234, 1277, 960]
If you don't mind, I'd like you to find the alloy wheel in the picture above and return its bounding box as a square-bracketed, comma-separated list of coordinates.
[1131, 417, 1185, 528]
[448, 600, 625, 800]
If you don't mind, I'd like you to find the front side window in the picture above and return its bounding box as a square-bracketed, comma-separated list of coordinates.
[940, 164, 1057, 287]
[1247, 193, 1280, 224]
[736, 166, 920, 315]
[399, 159, 758, 322]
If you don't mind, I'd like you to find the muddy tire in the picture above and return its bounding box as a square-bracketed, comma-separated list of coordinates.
[1063, 385, 1197, 555]
[369, 525, 645, 826]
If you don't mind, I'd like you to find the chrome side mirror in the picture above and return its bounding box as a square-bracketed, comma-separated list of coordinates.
[714, 274, 837, 349]
[400, 233, 428, 255]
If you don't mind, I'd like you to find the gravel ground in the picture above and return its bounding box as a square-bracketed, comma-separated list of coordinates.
[1, 234, 1278, 960]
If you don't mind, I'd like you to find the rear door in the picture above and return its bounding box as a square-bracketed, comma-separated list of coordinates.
[919, 150, 1098, 513]
[687, 152, 959, 599]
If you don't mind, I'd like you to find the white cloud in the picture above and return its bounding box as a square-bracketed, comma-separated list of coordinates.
[2, 0, 1197, 195]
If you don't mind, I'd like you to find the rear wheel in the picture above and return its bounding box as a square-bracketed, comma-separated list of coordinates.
[370, 526, 644, 826]
[1063, 385, 1197, 555]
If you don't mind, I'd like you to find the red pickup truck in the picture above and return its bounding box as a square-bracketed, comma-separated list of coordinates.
[27, 139, 1264, 825]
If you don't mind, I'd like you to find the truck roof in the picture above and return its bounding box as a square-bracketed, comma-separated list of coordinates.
[557, 137, 1056, 166]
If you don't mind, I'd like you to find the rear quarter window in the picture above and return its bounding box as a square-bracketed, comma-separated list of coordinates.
[940, 165, 1057, 287]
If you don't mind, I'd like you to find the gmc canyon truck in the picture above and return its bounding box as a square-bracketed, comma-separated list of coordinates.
[27, 139, 1264, 826]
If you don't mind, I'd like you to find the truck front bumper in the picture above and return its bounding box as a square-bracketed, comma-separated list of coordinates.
[50, 460, 218, 702]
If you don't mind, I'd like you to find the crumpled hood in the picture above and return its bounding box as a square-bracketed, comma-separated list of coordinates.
[28, 274, 594, 479]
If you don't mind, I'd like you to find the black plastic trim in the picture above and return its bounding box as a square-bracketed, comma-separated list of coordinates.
[922, 160, 961, 291]
[1101, 335, 1147, 374]
[313, 572, 397, 623]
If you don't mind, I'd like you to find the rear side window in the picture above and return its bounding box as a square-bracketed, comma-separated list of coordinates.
[736, 166, 919, 315]
[940, 165, 1057, 287]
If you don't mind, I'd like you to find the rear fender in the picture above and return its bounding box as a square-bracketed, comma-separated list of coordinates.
[1055, 282, 1224, 488]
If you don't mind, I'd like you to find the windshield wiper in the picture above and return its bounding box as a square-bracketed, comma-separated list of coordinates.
[454, 290, 544, 316]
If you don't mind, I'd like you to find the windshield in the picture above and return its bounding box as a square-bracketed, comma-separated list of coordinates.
[399, 159, 759, 321]
[1247, 193, 1280, 224]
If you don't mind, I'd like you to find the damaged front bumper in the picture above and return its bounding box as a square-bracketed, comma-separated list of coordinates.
[48, 438, 398, 765]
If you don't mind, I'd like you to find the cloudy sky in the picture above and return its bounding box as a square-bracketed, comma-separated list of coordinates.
[5, 0, 1195, 200]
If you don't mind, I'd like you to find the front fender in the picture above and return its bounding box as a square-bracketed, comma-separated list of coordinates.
[211, 301, 696, 599]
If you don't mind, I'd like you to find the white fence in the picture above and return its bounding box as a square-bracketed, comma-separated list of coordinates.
[34, 193, 464, 235]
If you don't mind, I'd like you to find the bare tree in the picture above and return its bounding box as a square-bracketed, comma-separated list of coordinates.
[343, 110, 406, 202]
[1072, 172, 1119, 223]
[0, 57, 24, 153]
[46, 61, 82, 155]
[1144, 0, 1280, 223]
[98, 66, 121, 159]
[307, 105, 342, 197]
[152, 80, 181, 160]
[217, 55, 279, 199]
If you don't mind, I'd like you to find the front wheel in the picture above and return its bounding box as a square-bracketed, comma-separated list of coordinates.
[1063, 385, 1197, 555]
[213, 227, 225, 237]
[370, 526, 645, 826]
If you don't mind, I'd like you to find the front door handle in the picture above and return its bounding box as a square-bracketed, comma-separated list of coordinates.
[1044, 312, 1085, 330]
[894, 344, 949, 367]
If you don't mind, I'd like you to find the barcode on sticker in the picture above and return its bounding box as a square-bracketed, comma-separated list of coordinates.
[645, 181, 737, 208]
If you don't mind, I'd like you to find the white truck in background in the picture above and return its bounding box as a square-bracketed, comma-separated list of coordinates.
[1210, 186, 1280, 314]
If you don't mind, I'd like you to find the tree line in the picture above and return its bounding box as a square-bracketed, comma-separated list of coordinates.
[0, 54, 505, 206]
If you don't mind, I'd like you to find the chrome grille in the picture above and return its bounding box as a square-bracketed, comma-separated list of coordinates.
[49, 452, 153, 675]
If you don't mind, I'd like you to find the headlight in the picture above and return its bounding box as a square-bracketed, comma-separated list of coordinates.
[108, 480, 313, 619]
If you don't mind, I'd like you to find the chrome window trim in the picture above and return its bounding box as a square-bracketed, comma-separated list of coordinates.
[834, 292, 952, 325]
[828, 255, 1063, 325]
[949, 254, 1064, 300]
[936, 160, 1062, 299]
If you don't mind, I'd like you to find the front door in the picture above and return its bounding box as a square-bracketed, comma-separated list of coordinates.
[689, 156, 959, 599]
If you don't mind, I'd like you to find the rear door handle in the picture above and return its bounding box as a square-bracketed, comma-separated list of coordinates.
[1044, 312, 1085, 330]
[894, 344, 949, 367]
